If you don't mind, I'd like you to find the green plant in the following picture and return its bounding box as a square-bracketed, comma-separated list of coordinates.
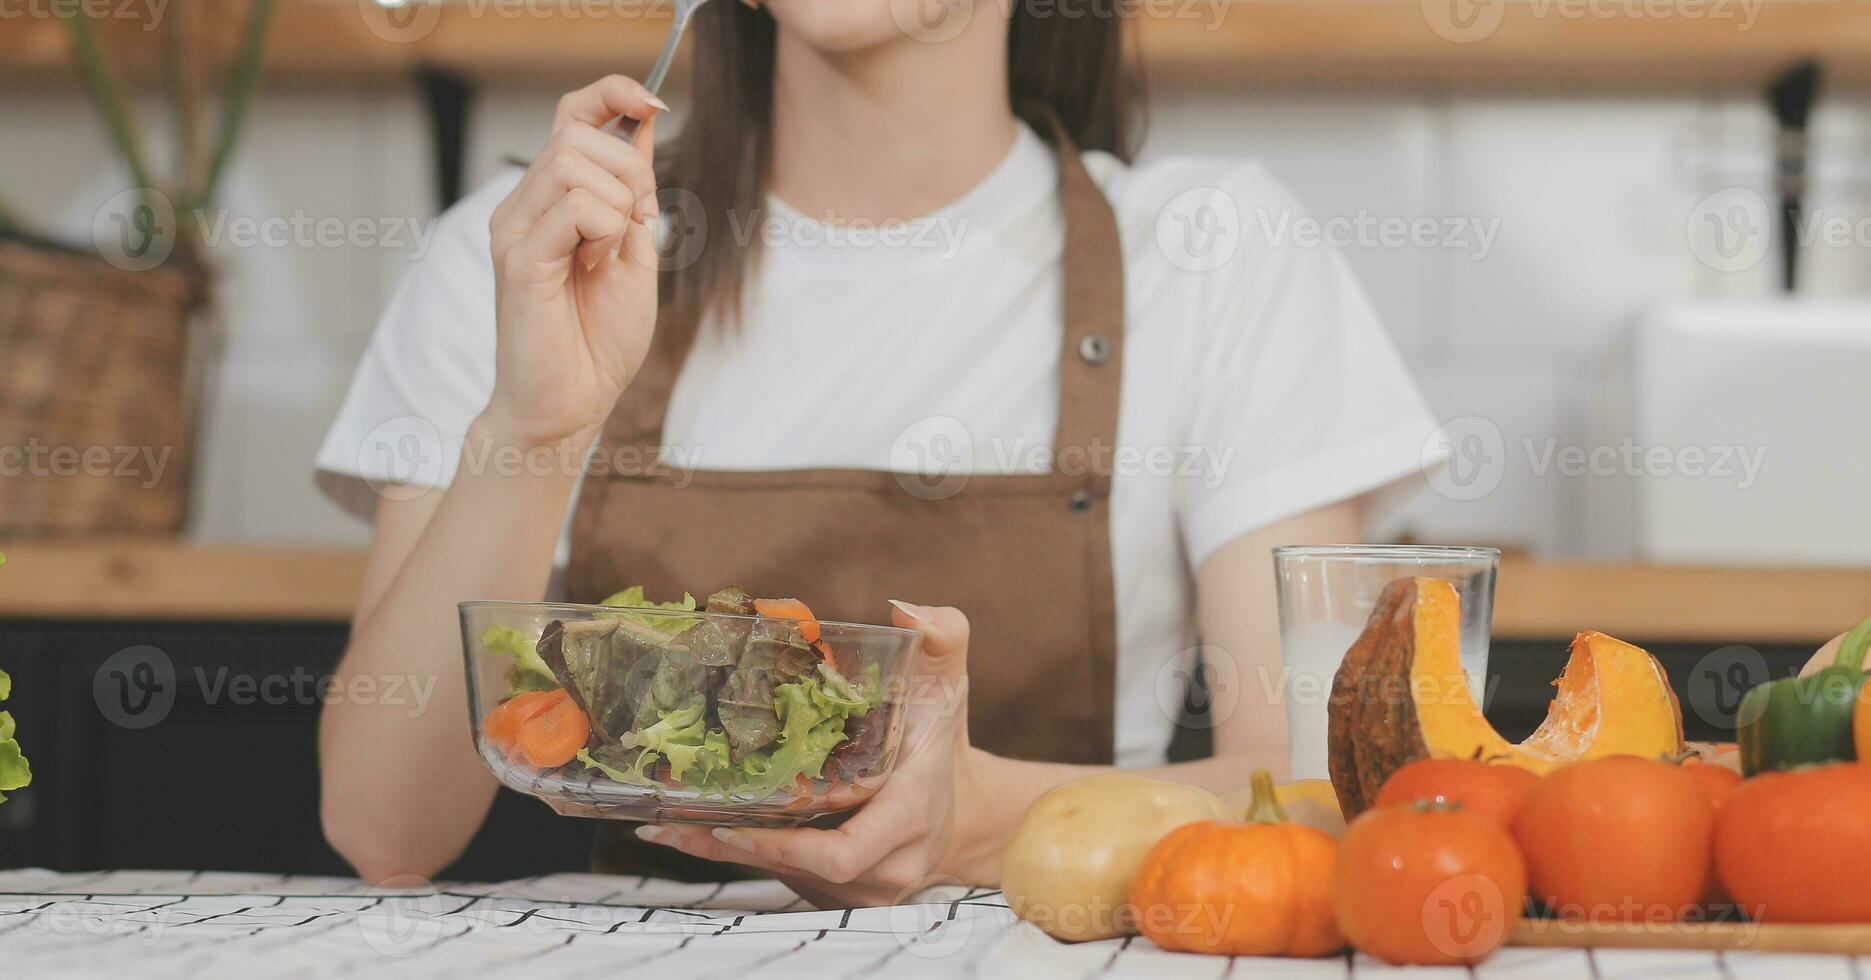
[0, 0, 276, 251]
[0, 666, 25, 805]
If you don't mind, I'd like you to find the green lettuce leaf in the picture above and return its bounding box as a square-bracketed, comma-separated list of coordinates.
[597, 586, 701, 637]
[620, 702, 733, 784]
[578, 747, 657, 786]
[480, 625, 560, 696]
[0, 668, 27, 802]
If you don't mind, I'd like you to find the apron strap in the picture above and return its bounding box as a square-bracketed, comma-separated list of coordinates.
[603, 117, 1128, 486]
[1043, 116, 1125, 495]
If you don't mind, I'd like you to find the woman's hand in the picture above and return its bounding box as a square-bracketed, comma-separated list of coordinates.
[636, 603, 998, 907]
[482, 75, 667, 448]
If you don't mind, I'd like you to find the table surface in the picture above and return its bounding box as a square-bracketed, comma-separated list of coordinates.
[1, 870, 1862, 979]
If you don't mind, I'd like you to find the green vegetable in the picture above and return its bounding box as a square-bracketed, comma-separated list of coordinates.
[0, 667, 30, 805]
[481, 625, 560, 697]
[1739, 615, 1871, 775]
[597, 586, 702, 637]
[620, 702, 732, 784]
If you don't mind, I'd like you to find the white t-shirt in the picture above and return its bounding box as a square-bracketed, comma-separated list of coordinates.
[315, 123, 1438, 768]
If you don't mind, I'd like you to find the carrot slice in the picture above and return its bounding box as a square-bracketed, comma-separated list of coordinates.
[754, 598, 822, 644]
[484, 689, 566, 753]
[514, 695, 590, 769]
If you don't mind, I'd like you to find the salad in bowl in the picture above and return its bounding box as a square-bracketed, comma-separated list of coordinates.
[460, 587, 919, 827]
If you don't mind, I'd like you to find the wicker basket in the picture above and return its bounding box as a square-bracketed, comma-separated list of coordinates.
[0, 231, 211, 536]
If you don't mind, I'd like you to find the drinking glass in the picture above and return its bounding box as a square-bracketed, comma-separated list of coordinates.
[1272, 545, 1500, 779]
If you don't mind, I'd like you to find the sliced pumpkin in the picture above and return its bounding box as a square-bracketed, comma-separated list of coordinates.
[1327, 577, 1683, 818]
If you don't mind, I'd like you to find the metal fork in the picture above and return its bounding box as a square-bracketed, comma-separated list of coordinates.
[612, 0, 717, 144]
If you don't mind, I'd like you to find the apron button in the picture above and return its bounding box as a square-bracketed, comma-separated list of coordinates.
[1077, 333, 1111, 366]
[1069, 489, 1093, 513]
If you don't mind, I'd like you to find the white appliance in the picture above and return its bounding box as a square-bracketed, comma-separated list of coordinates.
[1581, 301, 1871, 565]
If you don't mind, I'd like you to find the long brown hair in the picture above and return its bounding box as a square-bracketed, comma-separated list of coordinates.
[656, 1, 1141, 334]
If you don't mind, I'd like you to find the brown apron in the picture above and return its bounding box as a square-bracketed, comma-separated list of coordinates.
[563, 123, 1126, 879]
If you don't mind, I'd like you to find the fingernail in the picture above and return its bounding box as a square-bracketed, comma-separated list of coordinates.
[636, 196, 660, 224]
[645, 95, 671, 113]
[711, 827, 754, 851]
[888, 599, 924, 623]
[635, 825, 670, 845]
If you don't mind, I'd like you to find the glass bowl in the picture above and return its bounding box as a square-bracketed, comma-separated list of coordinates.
[460, 597, 920, 828]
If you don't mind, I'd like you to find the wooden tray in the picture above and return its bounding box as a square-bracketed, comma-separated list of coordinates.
[1513, 918, 1871, 955]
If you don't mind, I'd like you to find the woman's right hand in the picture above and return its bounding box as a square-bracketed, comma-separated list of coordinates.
[483, 75, 668, 447]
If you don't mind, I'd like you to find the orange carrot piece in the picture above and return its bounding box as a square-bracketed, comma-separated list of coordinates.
[484, 689, 566, 753]
[754, 598, 822, 644]
[514, 696, 590, 769]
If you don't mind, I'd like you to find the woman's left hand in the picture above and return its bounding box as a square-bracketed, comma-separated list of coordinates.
[633, 602, 993, 907]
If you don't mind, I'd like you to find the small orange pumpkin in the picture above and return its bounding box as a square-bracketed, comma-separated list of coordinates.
[1374, 757, 1541, 829]
[1129, 770, 1342, 957]
[1335, 801, 1526, 965]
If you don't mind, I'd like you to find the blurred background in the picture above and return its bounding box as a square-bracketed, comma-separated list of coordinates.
[1, 0, 1867, 876]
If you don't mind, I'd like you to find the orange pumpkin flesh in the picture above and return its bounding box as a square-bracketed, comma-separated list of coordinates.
[1335, 803, 1526, 966]
[1329, 577, 1684, 818]
[1130, 772, 1342, 957]
[1514, 756, 1714, 923]
[1715, 763, 1871, 924]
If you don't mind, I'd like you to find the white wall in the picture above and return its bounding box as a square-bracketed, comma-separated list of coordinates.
[5, 80, 1866, 553]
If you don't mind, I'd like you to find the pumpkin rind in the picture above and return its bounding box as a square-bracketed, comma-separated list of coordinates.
[1328, 577, 1685, 818]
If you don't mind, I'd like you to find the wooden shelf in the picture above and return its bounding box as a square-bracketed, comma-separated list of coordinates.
[4, 0, 1871, 91]
[1, 541, 1866, 644]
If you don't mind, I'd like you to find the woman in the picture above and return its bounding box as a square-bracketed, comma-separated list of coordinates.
[314, 0, 1438, 907]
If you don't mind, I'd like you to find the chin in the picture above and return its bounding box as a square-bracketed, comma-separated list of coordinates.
[762, 0, 926, 53]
